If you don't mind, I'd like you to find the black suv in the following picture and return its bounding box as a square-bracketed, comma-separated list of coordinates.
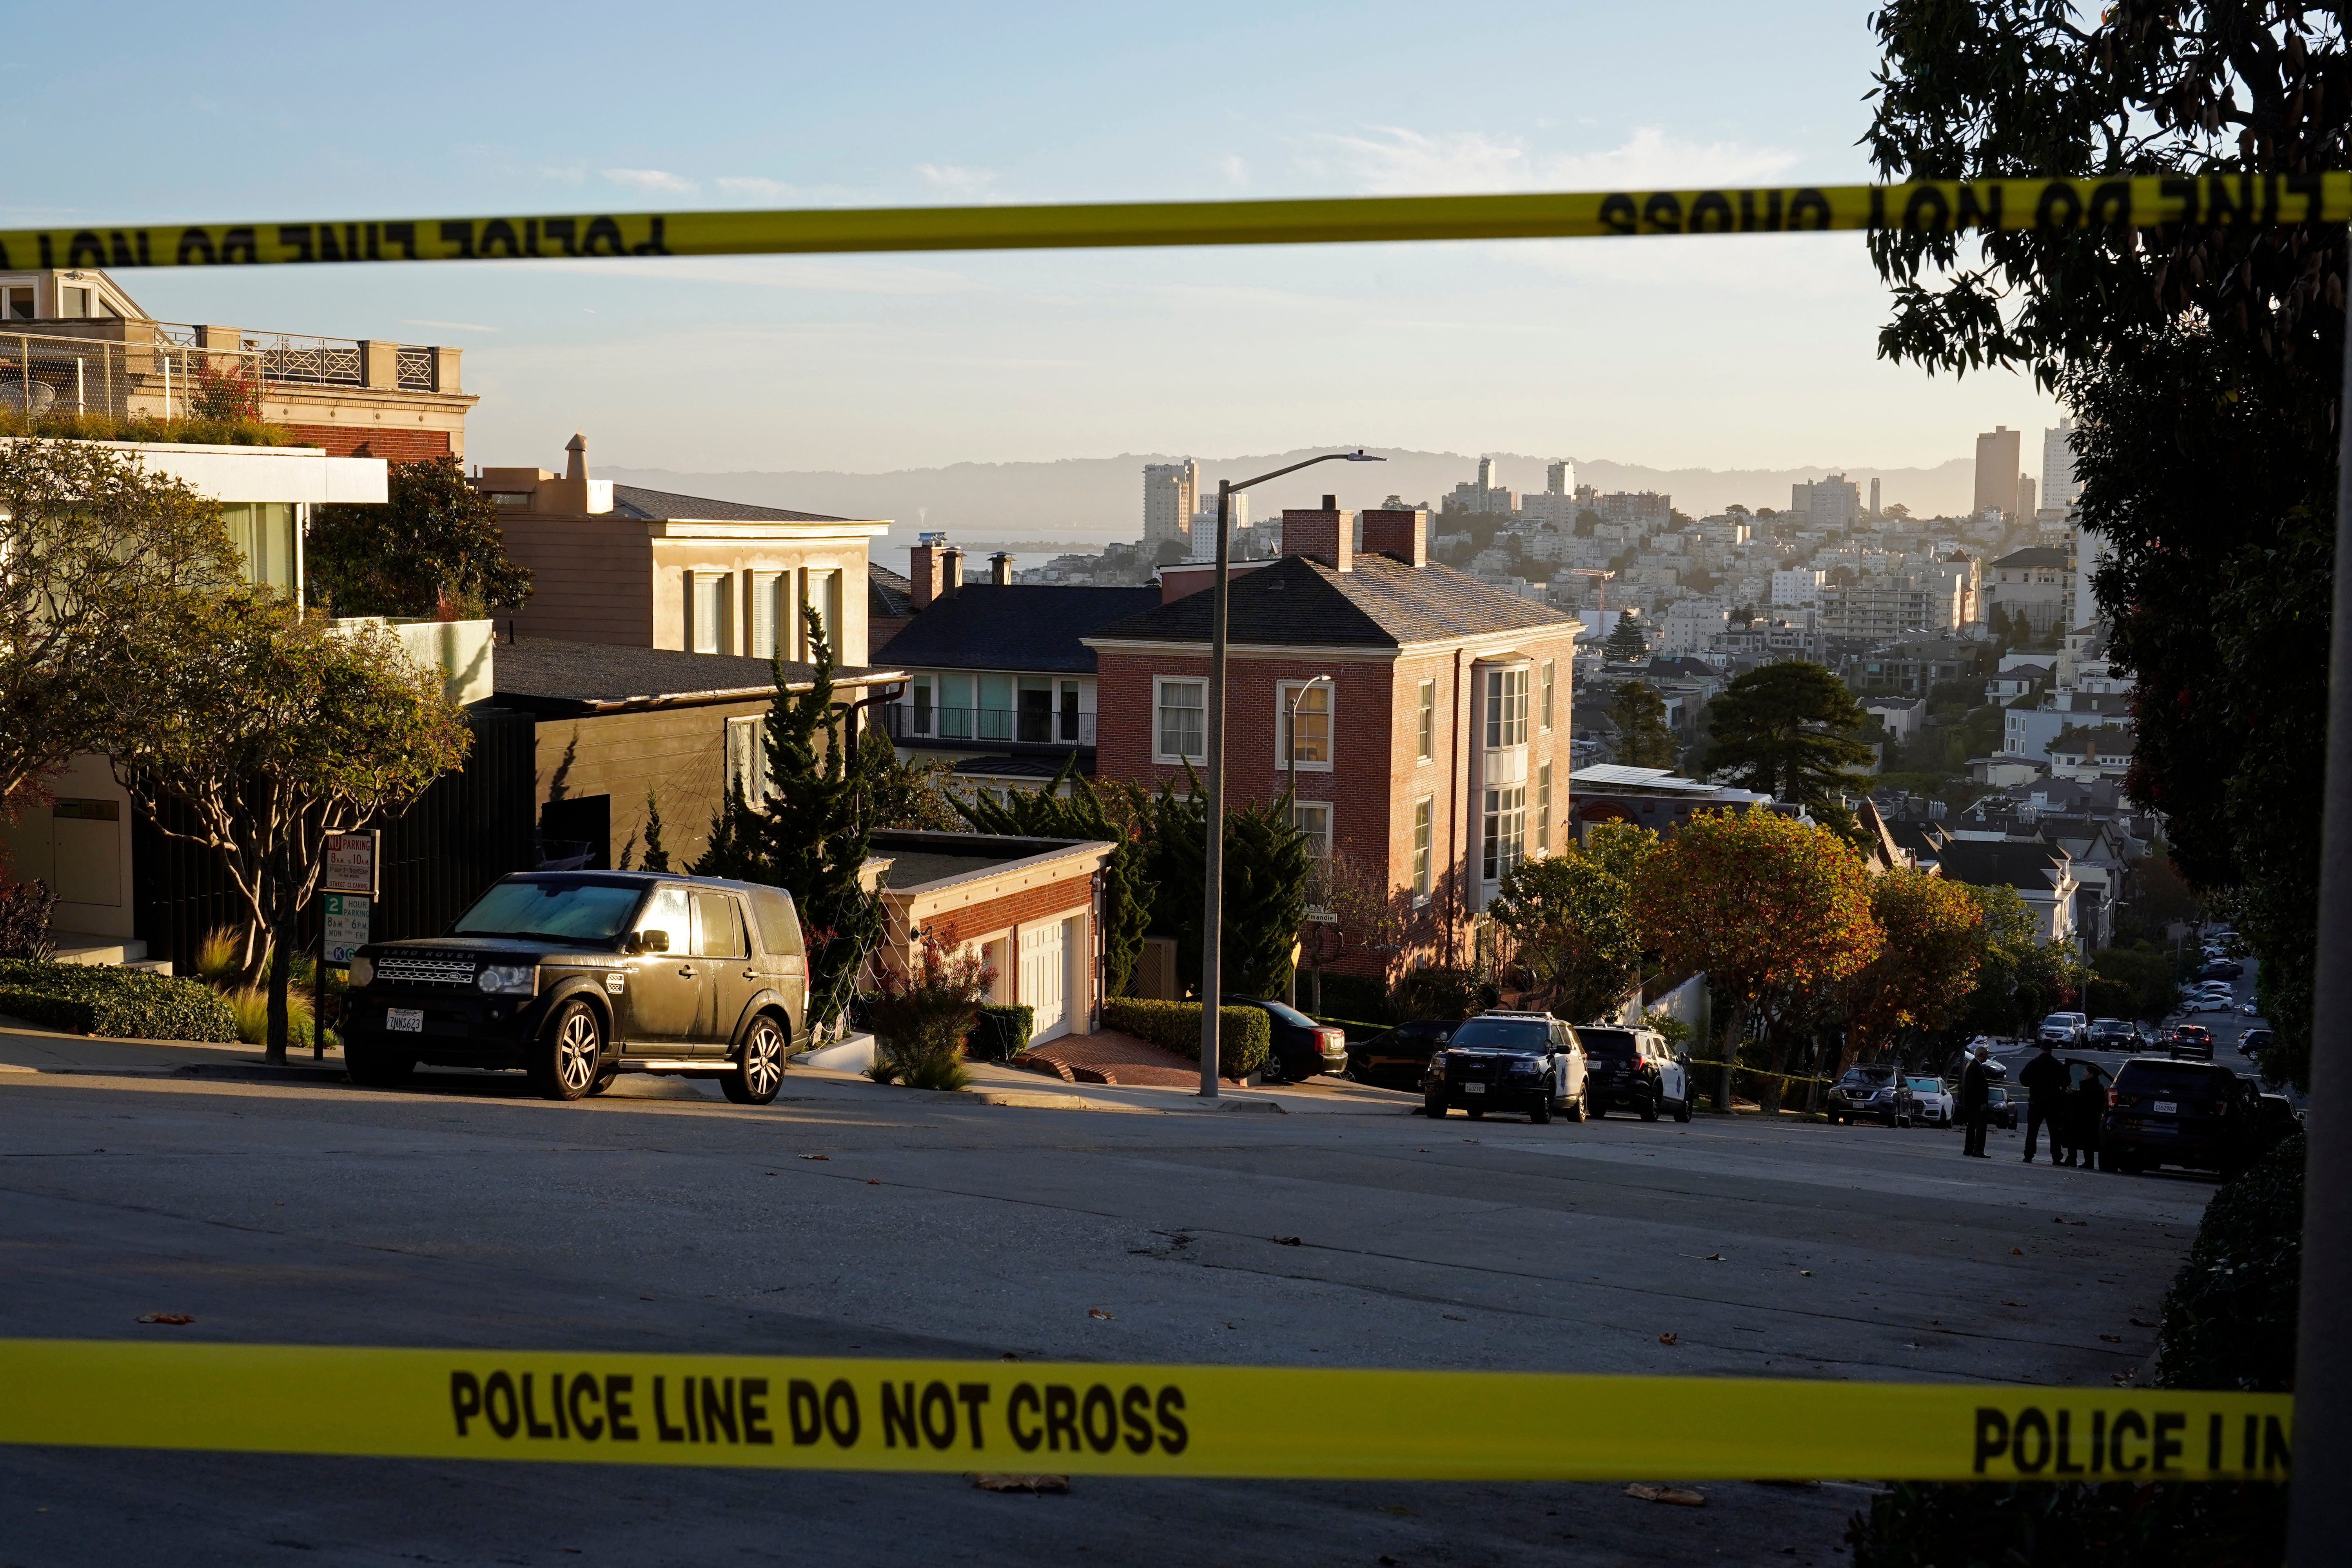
[1827, 1065, 1916, 1127]
[343, 872, 808, 1104]
[2102, 1057, 2263, 1176]
[1575, 1024, 1693, 1122]
[1420, 1012, 1589, 1123]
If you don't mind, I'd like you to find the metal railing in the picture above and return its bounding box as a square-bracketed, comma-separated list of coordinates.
[0, 319, 452, 421]
[878, 702, 1096, 748]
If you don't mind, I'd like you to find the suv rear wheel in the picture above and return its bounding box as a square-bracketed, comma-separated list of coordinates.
[531, 998, 603, 1102]
[1564, 1085, 1590, 1123]
[724, 1013, 789, 1105]
[1638, 1091, 1661, 1123]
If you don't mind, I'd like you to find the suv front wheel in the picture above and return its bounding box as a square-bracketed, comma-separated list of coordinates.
[724, 1013, 789, 1105]
[532, 998, 604, 1102]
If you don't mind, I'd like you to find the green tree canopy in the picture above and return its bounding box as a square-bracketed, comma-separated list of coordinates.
[1608, 681, 1679, 770]
[308, 456, 534, 619]
[1129, 773, 1312, 1000]
[116, 595, 472, 1058]
[1488, 821, 1657, 1023]
[958, 758, 1155, 1000]
[1699, 661, 1876, 836]
[1603, 615, 1648, 662]
[1865, 0, 2344, 1090]
[0, 440, 242, 816]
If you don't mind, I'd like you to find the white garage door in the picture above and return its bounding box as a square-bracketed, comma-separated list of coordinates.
[1021, 920, 1069, 1042]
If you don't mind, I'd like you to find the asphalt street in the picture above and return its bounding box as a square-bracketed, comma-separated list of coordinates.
[0, 1053, 2223, 1568]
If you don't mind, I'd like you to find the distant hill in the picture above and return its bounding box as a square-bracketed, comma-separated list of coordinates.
[602, 448, 1980, 561]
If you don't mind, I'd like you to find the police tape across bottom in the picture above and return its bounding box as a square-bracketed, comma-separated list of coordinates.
[0, 1339, 2290, 1483]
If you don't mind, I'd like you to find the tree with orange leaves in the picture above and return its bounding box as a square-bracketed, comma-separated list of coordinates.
[1633, 804, 1881, 1111]
[1839, 869, 1987, 1072]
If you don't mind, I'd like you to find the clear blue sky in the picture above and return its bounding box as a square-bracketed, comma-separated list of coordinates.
[7, 2, 2062, 475]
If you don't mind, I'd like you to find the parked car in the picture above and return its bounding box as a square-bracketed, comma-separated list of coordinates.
[2182, 991, 2236, 1016]
[2103, 1058, 2264, 1176]
[1827, 1064, 1917, 1127]
[1984, 1085, 2019, 1131]
[1225, 996, 1348, 1083]
[2256, 1093, 2302, 1151]
[2036, 1012, 2089, 1047]
[1904, 1075, 1955, 1128]
[1421, 1011, 1589, 1123]
[2087, 1019, 2137, 1048]
[2168, 1024, 2216, 1060]
[2240, 1027, 2278, 1058]
[2198, 958, 2245, 981]
[344, 871, 807, 1104]
[1346, 1019, 1459, 1089]
[1573, 1024, 1693, 1123]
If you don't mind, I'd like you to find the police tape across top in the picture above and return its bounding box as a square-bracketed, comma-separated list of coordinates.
[5, 172, 2351, 272]
[0, 1339, 2290, 1483]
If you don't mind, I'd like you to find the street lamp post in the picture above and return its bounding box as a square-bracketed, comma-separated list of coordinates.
[1198, 451, 1382, 1098]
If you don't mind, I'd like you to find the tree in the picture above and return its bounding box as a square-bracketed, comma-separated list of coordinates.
[1608, 682, 1679, 769]
[1128, 773, 1312, 1000]
[1881, 503, 1911, 521]
[1865, 1, 2345, 1091]
[1700, 661, 1876, 837]
[1729, 604, 1757, 628]
[1603, 615, 1648, 662]
[116, 594, 471, 1060]
[307, 456, 534, 619]
[1634, 805, 1882, 1111]
[619, 789, 670, 872]
[1488, 821, 1657, 1022]
[0, 440, 241, 818]
[692, 604, 881, 1033]
[958, 757, 1156, 999]
[1956, 883, 2088, 1038]
[859, 730, 962, 831]
[1839, 869, 1986, 1068]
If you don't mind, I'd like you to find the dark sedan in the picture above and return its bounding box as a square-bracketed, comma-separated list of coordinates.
[1347, 1019, 1458, 1089]
[1224, 996, 1349, 1084]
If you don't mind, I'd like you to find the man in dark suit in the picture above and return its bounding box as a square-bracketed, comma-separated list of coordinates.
[2018, 1041, 2069, 1164]
[1958, 1044, 1994, 1158]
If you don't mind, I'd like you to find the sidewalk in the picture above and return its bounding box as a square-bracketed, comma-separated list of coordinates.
[0, 1013, 348, 1081]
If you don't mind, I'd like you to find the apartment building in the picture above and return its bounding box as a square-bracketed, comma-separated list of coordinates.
[1143, 458, 1198, 547]
[1985, 544, 2076, 636]
[480, 435, 889, 666]
[1086, 502, 1582, 976]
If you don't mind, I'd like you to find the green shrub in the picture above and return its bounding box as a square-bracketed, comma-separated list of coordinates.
[1310, 972, 1392, 1023]
[1389, 965, 1494, 1022]
[0, 409, 298, 446]
[1102, 997, 1269, 1077]
[966, 1003, 1035, 1062]
[225, 985, 319, 1053]
[1846, 1134, 2302, 1564]
[0, 877, 57, 960]
[867, 926, 987, 1091]
[0, 959, 238, 1041]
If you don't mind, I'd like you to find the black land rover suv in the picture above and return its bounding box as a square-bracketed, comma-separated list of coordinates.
[343, 872, 808, 1104]
[1420, 1011, 1590, 1123]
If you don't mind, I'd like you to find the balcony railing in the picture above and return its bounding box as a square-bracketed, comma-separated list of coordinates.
[0, 319, 451, 422]
[880, 703, 1095, 748]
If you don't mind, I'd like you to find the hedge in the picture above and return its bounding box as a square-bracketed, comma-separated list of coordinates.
[1102, 997, 1270, 1077]
[1307, 971, 1392, 1024]
[1846, 1132, 2303, 1566]
[966, 1003, 1035, 1062]
[0, 959, 239, 1042]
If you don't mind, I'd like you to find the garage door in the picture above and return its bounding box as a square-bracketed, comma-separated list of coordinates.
[1021, 921, 1067, 1042]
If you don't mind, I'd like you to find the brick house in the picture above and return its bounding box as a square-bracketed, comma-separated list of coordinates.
[1085, 502, 1580, 979]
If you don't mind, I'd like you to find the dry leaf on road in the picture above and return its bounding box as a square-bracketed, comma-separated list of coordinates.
[1088, 1308, 1114, 1320]
[1657, 1332, 1679, 1346]
[1625, 1484, 1705, 1506]
[970, 1473, 1068, 1494]
[136, 1313, 195, 1325]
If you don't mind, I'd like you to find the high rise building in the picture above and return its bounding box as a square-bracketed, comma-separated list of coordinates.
[1869, 477, 1881, 518]
[1974, 426, 2023, 517]
[2041, 416, 2081, 516]
[1190, 491, 1249, 540]
[1546, 457, 1573, 495]
[2018, 474, 2037, 521]
[1791, 474, 1860, 529]
[1143, 459, 1198, 547]
[1477, 455, 1501, 491]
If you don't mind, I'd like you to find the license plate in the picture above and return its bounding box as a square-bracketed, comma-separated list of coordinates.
[2154, 1100, 2176, 1114]
[387, 1008, 423, 1033]
[1464, 1082, 1485, 1095]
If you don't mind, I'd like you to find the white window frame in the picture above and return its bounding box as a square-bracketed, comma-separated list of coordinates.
[726, 715, 766, 803]
[1484, 666, 1530, 750]
[1290, 801, 1330, 859]
[690, 570, 731, 655]
[1412, 797, 1433, 905]
[1539, 660, 1556, 730]
[1416, 679, 1435, 762]
[1535, 761, 1552, 853]
[749, 571, 786, 660]
[1482, 784, 1526, 883]
[1154, 677, 1207, 764]
[1276, 680, 1334, 773]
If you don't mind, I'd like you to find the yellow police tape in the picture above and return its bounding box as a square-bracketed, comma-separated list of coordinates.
[8, 172, 2350, 270]
[0, 1339, 2289, 1483]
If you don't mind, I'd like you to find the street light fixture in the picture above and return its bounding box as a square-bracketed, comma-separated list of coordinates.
[1197, 450, 1383, 1098]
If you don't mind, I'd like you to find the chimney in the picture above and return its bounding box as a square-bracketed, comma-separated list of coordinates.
[909, 533, 947, 611]
[1359, 508, 1427, 568]
[1281, 499, 1353, 572]
[530, 431, 613, 514]
[564, 431, 587, 480]
[941, 544, 964, 596]
[990, 551, 1014, 586]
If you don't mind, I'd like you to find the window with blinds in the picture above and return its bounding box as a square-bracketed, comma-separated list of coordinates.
[749, 572, 785, 659]
[692, 573, 730, 655]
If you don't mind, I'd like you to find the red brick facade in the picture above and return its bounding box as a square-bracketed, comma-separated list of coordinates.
[931, 874, 1096, 950]
[285, 425, 452, 462]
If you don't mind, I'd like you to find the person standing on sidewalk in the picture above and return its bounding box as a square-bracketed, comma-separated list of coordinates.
[1958, 1044, 1994, 1158]
[2018, 1040, 2069, 1163]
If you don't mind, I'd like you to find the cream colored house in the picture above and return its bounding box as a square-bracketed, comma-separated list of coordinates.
[481, 435, 889, 666]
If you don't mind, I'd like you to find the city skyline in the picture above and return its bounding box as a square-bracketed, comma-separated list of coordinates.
[12, 1, 2063, 475]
